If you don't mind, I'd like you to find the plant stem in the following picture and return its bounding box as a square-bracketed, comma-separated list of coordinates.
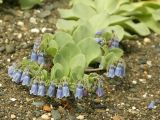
[85, 68, 104, 72]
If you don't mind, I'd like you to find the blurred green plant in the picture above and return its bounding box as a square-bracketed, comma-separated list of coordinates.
[57, 0, 160, 39]
[19, 0, 43, 9]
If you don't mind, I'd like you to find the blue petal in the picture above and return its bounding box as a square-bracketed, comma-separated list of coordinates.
[62, 84, 70, 97]
[75, 85, 84, 99]
[148, 101, 155, 109]
[56, 86, 63, 99]
[47, 84, 55, 97]
[37, 53, 45, 65]
[30, 83, 39, 95]
[107, 66, 115, 78]
[96, 87, 104, 97]
[31, 51, 38, 61]
[38, 84, 46, 97]
[22, 75, 31, 86]
[12, 71, 22, 83]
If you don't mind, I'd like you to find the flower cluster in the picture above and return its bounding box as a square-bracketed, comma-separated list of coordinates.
[8, 63, 31, 86]
[105, 62, 125, 78]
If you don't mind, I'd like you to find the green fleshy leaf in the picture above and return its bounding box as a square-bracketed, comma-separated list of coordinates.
[70, 54, 86, 80]
[94, 0, 129, 14]
[72, 24, 93, 43]
[56, 19, 78, 33]
[19, 0, 43, 9]
[100, 48, 123, 69]
[122, 21, 151, 36]
[138, 15, 160, 34]
[54, 31, 74, 49]
[77, 37, 102, 66]
[69, 0, 95, 8]
[59, 3, 96, 20]
[41, 33, 54, 51]
[51, 63, 64, 81]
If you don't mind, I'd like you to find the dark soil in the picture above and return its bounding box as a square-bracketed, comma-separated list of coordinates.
[0, 0, 160, 120]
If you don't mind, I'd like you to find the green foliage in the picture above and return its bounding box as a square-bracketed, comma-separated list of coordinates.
[57, 0, 160, 39]
[19, 0, 43, 9]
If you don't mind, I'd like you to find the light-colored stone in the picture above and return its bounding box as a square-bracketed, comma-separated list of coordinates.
[29, 17, 37, 24]
[76, 115, 85, 120]
[144, 37, 151, 44]
[17, 21, 24, 26]
[41, 114, 50, 120]
[10, 98, 17, 102]
[11, 114, 16, 119]
[30, 28, 40, 33]
[132, 80, 137, 84]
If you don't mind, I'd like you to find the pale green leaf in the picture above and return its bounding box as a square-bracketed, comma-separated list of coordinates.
[56, 19, 78, 33]
[77, 37, 102, 66]
[122, 21, 151, 36]
[54, 31, 74, 49]
[72, 24, 93, 43]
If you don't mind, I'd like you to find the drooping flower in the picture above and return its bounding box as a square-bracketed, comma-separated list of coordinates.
[107, 65, 115, 78]
[148, 101, 155, 109]
[12, 70, 22, 83]
[37, 82, 46, 97]
[62, 82, 70, 97]
[47, 83, 56, 97]
[96, 87, 104, 97]
[95, 38, 104, 45]
[37, 52, 45, 65]
[96, 80, 105, 97]
[8, 63, 16, 78]
[109, 38, 119, 48]
[115, 63, 125, 78]
[56, 85, 63, 99]
[31, 50, 38, 61]
[30, 81, 39, 96]
[75, 84, 84, 99]
[22, 74, 31, 86]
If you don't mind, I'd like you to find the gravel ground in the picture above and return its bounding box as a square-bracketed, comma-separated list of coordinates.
[0, 0, 160, 120]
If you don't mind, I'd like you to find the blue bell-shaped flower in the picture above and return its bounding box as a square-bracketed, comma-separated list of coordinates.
[95, 38, 104, 45]
[21, 71, 31, 86]
[56, 85, 63, 99]
[107, 65, 115, 78]
[96, 87, 104, 97]
[37, 82, 46, 97]
[37, 52, 45, 65]
[109, 38, 119, 48]
[96, 80, 105, 97]
[30, 81, 39, 95]
[115, 63, 125, 78]
[31, 50, 38, 61]
[75, 84, 84, 99]
[12, 70, 22, 83]
[47, 83, 56, 97]
[62, 82, 70, 97]
[148, 101, 155, 109]
[8, 63, 16, 78]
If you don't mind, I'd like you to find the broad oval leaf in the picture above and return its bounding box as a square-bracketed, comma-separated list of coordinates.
[51, 63, 64, 81]
[54, 31, 74, 49]
[77, 37, 102, 66]
[72, 24, 93, 43]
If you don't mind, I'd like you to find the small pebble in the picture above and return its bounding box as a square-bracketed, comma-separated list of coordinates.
[0, 46, 5, 52]
[43, 105, 51, 112]
[17, 21, 24, 26]
[30, 28, 40, 33]
[132, 80, 137, 84]
[51, 110, 61, 120]
[144, 37, 151, 44]
[10, 98, 17, 101]
[41, 114, 50, 120]
[11, 114, 16, 119]
[146, 61, 152, 67]
[0, 83, 2, 87]
[29, 17, 37, 24]
[132, 106, 136, 110]
[76, 115, 85, 120]
[147, 75, 152, 79]
[139, 79, 146, 83]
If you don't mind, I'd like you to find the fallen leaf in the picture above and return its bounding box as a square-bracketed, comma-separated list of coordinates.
[43, 105, 52, 112]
